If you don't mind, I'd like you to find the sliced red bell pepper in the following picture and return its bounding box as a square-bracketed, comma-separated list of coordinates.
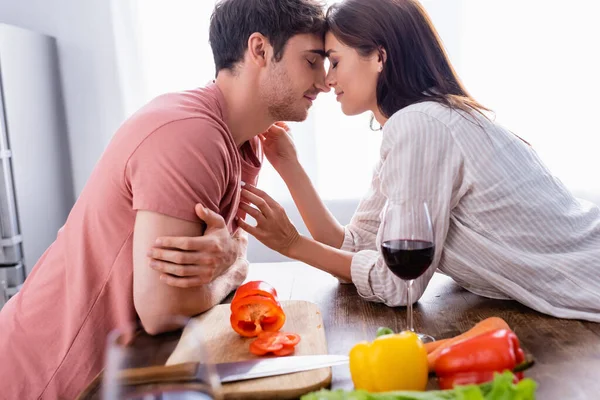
[256, 331, 301, 347]
[249, 340, 269, 356]
[272, 346, 295, 357]
[231, 281, 279, 304]
[230, 295, 286, 337]
[434, 329, 525, 390]
[249, 331, 301, 356]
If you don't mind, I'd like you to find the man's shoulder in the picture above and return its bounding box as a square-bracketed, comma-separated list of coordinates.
[116, 87, 232, 153]
[134, 87, 228, 137]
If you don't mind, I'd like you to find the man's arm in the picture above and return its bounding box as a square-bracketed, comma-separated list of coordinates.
[133, 210, 246, 335]
[147, 205, 250, 288]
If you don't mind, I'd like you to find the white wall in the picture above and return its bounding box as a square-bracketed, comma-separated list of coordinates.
[0, 0, 125, 196]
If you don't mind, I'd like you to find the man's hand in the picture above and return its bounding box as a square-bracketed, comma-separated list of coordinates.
[260, 122, 299, 172]
[147, 204, 246, 288]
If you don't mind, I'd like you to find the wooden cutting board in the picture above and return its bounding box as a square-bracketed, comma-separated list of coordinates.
[166, 300, 331, 400]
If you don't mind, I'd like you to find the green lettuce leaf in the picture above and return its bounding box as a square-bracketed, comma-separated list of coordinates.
[300, 372, 536, 400]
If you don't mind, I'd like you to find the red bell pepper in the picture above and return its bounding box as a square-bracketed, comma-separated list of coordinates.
[231, 280, 280, 304]
[434, 329, 525, 389]
[230, 281, 286, 337]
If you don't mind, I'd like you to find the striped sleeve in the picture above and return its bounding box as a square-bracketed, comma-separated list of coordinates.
[349, 111, 465, 306]
[341, 161, 385, 253]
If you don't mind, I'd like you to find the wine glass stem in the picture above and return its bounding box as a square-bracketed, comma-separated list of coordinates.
[406, 279, 414, 332]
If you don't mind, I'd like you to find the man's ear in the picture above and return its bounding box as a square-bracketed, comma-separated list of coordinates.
[247, 33, 272, 68]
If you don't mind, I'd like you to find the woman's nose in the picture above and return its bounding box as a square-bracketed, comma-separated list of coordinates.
[325, 73, 336, 88]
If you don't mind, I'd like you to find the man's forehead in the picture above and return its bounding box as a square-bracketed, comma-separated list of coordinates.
[286, 33, 325, 54]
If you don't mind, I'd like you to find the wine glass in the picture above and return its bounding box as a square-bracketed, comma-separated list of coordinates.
[380, 201, 435, 343]
[102, 315, 223, 400]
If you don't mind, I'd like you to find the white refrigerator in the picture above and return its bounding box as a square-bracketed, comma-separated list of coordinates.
[0, 24, 74, 307]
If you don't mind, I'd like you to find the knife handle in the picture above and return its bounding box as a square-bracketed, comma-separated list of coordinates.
[118, 362, 200, 386]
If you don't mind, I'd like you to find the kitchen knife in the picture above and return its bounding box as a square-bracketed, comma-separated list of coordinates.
[119, 355, 349, 386]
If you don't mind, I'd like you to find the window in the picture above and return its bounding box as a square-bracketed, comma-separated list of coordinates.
[113, 0, 600, 205]
[456, 0, 600, 198]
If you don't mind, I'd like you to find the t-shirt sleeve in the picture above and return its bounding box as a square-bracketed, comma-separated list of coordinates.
[125, 118, 230, 222]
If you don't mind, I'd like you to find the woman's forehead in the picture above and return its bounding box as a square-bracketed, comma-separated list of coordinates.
[324, 33, 347, 55]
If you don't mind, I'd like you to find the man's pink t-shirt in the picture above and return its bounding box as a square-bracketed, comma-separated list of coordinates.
[0, 83, 262, 399]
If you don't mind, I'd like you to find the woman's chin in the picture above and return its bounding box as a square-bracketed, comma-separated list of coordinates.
[339, 102, 366, 117]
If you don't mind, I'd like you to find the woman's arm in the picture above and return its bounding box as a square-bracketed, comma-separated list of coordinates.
[278, 161, 345, 248]
[261, 123, 345, 248]
[236, 185, 432, 305]
[287, 235, 354, 282]
[289, 235, 435, 306]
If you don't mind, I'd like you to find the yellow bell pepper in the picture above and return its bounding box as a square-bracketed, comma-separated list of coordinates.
[349, 331, 428, 392]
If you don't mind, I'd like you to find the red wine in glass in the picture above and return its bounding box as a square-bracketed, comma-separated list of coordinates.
[380, 201, 435, 343]
[381, 239, 435, 280]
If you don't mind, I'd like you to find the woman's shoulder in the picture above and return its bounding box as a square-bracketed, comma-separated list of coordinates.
[385, 101, 456, 138]
[379, 102, 461, 158]
[388, 101, 458, 125]
[386, 100, 493, 137]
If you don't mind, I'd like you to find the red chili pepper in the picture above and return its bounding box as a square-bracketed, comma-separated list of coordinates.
[434, 329, 525, 389]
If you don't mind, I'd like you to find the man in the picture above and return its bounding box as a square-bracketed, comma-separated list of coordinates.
[0, 0, 328, 398]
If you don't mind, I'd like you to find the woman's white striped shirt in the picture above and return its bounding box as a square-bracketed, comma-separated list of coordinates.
[341, 101, 600, 322]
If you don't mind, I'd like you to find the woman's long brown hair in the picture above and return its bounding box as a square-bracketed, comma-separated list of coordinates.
[326, 0, 490, 120]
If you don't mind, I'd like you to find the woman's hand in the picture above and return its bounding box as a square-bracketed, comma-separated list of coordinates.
[236, 183, 301, 257]
[260, 122, 299, 172]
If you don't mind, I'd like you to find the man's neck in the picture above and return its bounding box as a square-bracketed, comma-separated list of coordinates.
[215, 72, 274, 147]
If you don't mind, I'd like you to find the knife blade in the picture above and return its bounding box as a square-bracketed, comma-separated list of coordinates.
[118, 355, 349, 386]
[216, 354, 349, 383]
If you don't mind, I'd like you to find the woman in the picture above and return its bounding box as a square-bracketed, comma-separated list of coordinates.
[156, 0, 600, 322]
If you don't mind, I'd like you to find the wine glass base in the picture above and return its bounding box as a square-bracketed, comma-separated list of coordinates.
[416, 333, 435, 344]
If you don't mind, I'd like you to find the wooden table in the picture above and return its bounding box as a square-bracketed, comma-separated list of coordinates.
[81, 261, 600, 399]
